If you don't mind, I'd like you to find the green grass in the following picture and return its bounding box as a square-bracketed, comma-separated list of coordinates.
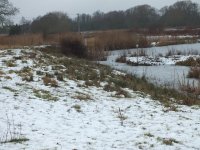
[73, 92, 92, 101]
[34, 89, 58, 101]
[72, 104, 82, 112]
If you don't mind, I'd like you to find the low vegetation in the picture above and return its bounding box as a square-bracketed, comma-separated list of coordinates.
[1, 0, 200, 149]
[176, 57, 200, 66]
[42, 76, 58, 87]
[0, 115, 29, 144]
[157, 137, 180, 146]
[34, 89, 58, 101]
[115, 55, 127, 63]
[188, 67, 200, 79]
[0, 34, 44, 48]
[93, 31, 149, 51]
[72, 104, 82, 112]
[5, 60, 17, 67]
[73, 92, 92, 101]
[40, 46, 200, 106]
[2, 86, 17, 93]
[175, 57, 200, 80]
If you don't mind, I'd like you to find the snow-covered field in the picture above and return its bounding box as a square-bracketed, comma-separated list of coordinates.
[0, 48, 200, 150]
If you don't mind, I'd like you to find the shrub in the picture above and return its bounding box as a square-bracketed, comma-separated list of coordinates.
[56, 73, 64, 81]
[42, 76, 58, 87]
[116, 55, 127, 63]
[60, 34, 87, 58]
[87, 47, 108, 61]
[188, 67, 200, 79]
[72, 104, 81, 112]
[176, 57, 200, 66]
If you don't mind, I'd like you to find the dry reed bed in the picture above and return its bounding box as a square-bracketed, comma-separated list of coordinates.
[0, 30, 198, 49]
[0, 33, 74, 48]
[0, 34, 44, 48]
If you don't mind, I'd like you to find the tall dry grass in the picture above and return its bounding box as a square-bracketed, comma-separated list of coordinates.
[0, 34, 44, 48]
[92, 30, 149, 51]
[0, 33, 73, 49]
[0, 28, 199, 49]
[0, 32, 108, 60]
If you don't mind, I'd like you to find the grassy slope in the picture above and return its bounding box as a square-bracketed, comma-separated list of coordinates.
[41, 46, 200, 107]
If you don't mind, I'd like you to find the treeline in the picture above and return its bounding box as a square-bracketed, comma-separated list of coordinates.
[7, 12, 73, 35]
[77, 0, 200, 31]
[7, 0, 200, 35]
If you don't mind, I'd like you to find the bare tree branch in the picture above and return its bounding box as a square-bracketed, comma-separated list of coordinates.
[0, 0, 18, 25]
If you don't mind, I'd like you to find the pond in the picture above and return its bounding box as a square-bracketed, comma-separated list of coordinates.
[100, 43, 200, 89]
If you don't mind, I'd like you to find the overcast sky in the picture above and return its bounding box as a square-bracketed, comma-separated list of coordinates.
[9, 0, 200, 23]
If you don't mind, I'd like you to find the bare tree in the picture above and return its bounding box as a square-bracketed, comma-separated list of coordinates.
[160, 1, 200, 27]
[0, 0, 18, 26]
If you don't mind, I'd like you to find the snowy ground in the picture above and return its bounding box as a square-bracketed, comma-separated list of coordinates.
[126, 55, 199, 66]
[0, 48, 200, 150]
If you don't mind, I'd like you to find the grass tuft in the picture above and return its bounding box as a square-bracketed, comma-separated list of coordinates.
[34, 89, 58, 101]
[42, 76, 58, 87]
[73, 92, 92, 101]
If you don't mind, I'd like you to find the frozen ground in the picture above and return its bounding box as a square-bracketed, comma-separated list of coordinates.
[0, 49, 200, 150]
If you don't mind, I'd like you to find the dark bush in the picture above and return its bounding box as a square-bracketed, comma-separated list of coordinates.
[9, 25, 22, 35]
[138, 36, 149, 48]
[116, 55, 127, 63]
[60, 34, 87, 58]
